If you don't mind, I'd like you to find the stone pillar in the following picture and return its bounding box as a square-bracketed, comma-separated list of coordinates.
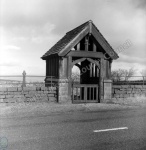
[58, 78, 70, 103]
[22, 71, 26, 87]
[103, 79, 112, 103]
[67, 56, 72, 101]
[58, 57, 72, 103]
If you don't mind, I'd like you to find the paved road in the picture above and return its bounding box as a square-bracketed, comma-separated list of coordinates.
[0, 108, 146, 150]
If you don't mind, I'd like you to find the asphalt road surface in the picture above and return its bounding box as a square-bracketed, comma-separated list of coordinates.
[1, 108, 146, 150]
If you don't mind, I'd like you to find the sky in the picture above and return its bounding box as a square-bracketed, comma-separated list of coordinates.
[0, 0, 146, 76]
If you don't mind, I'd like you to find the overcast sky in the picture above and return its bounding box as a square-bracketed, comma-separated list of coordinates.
[0, 0, 146, 75]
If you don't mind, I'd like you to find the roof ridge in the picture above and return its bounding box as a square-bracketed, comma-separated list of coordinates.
[66, 20, 91, 35]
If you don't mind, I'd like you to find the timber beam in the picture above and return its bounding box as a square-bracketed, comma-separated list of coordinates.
[67, 51, 104, 58]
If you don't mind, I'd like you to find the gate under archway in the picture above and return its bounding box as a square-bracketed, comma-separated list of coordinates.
[72, 57, 100, 103]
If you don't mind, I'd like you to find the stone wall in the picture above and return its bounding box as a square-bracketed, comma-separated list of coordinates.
[112, 85, 146, 104]
[0, 86, 57, 103]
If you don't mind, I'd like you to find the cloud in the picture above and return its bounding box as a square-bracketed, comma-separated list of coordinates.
[132, 0, 146, 11]
[0, 45, 21, 67]
[3, 45, 21, 50]
[112, 61, 146, 76]
[118, 54, 146, 65]
[0, 56, 21, 67]
[0, 65, 23, 75]
[0, 62, 20, 67]
[112, 53, 146, 75]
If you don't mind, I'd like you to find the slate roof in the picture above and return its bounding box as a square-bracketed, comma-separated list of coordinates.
[41, 20, 119, 59]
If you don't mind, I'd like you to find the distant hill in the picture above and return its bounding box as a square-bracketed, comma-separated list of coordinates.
[0, 79, 22, 83]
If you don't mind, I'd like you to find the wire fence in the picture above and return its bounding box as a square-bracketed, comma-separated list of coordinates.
[0, 71, 56, 87]
[0, 71, 81, 88]
[112, 76, 146, 85]
[0, 71, 146, 87]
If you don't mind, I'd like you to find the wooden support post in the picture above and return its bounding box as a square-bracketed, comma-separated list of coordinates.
[59, 57, 68, 78]
[99, 58, 104, 102]
[106, 60, 109, 79]
[68, 56, 72, 100]
[109, 60, 112, 78]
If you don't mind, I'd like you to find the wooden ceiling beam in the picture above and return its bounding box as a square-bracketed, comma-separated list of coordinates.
[67, 51, 104, 58]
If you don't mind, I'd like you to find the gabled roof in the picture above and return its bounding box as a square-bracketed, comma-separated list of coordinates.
[41, 20, 119, 60]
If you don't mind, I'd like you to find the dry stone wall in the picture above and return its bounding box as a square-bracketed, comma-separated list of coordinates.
[112, 85, 146, 104]
[0, 86, 57, 103]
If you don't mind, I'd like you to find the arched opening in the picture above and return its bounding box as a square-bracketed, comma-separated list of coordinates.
[72, 65, 80, 84]
[71, 58, 100, 103]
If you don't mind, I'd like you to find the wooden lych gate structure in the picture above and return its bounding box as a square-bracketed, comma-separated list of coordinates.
[41, 20, 119, 103]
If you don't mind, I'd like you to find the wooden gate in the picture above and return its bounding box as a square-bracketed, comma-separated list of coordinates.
[72, 84, 98, 103]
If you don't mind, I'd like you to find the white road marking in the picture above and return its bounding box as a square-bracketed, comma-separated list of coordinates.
[93, 127, 128, 133]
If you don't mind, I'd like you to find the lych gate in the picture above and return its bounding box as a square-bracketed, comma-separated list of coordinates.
[41, 20, 119, 103]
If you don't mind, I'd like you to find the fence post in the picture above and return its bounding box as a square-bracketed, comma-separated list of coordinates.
[143, 76, 144, 86]
[22, 71, 26, 87]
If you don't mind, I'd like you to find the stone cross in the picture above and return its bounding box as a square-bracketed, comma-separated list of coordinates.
[22, 70, 26, 87]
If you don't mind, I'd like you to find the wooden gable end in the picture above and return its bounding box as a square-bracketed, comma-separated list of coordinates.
[58, 22, 118, 60]
[42, 20, 119, 60]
